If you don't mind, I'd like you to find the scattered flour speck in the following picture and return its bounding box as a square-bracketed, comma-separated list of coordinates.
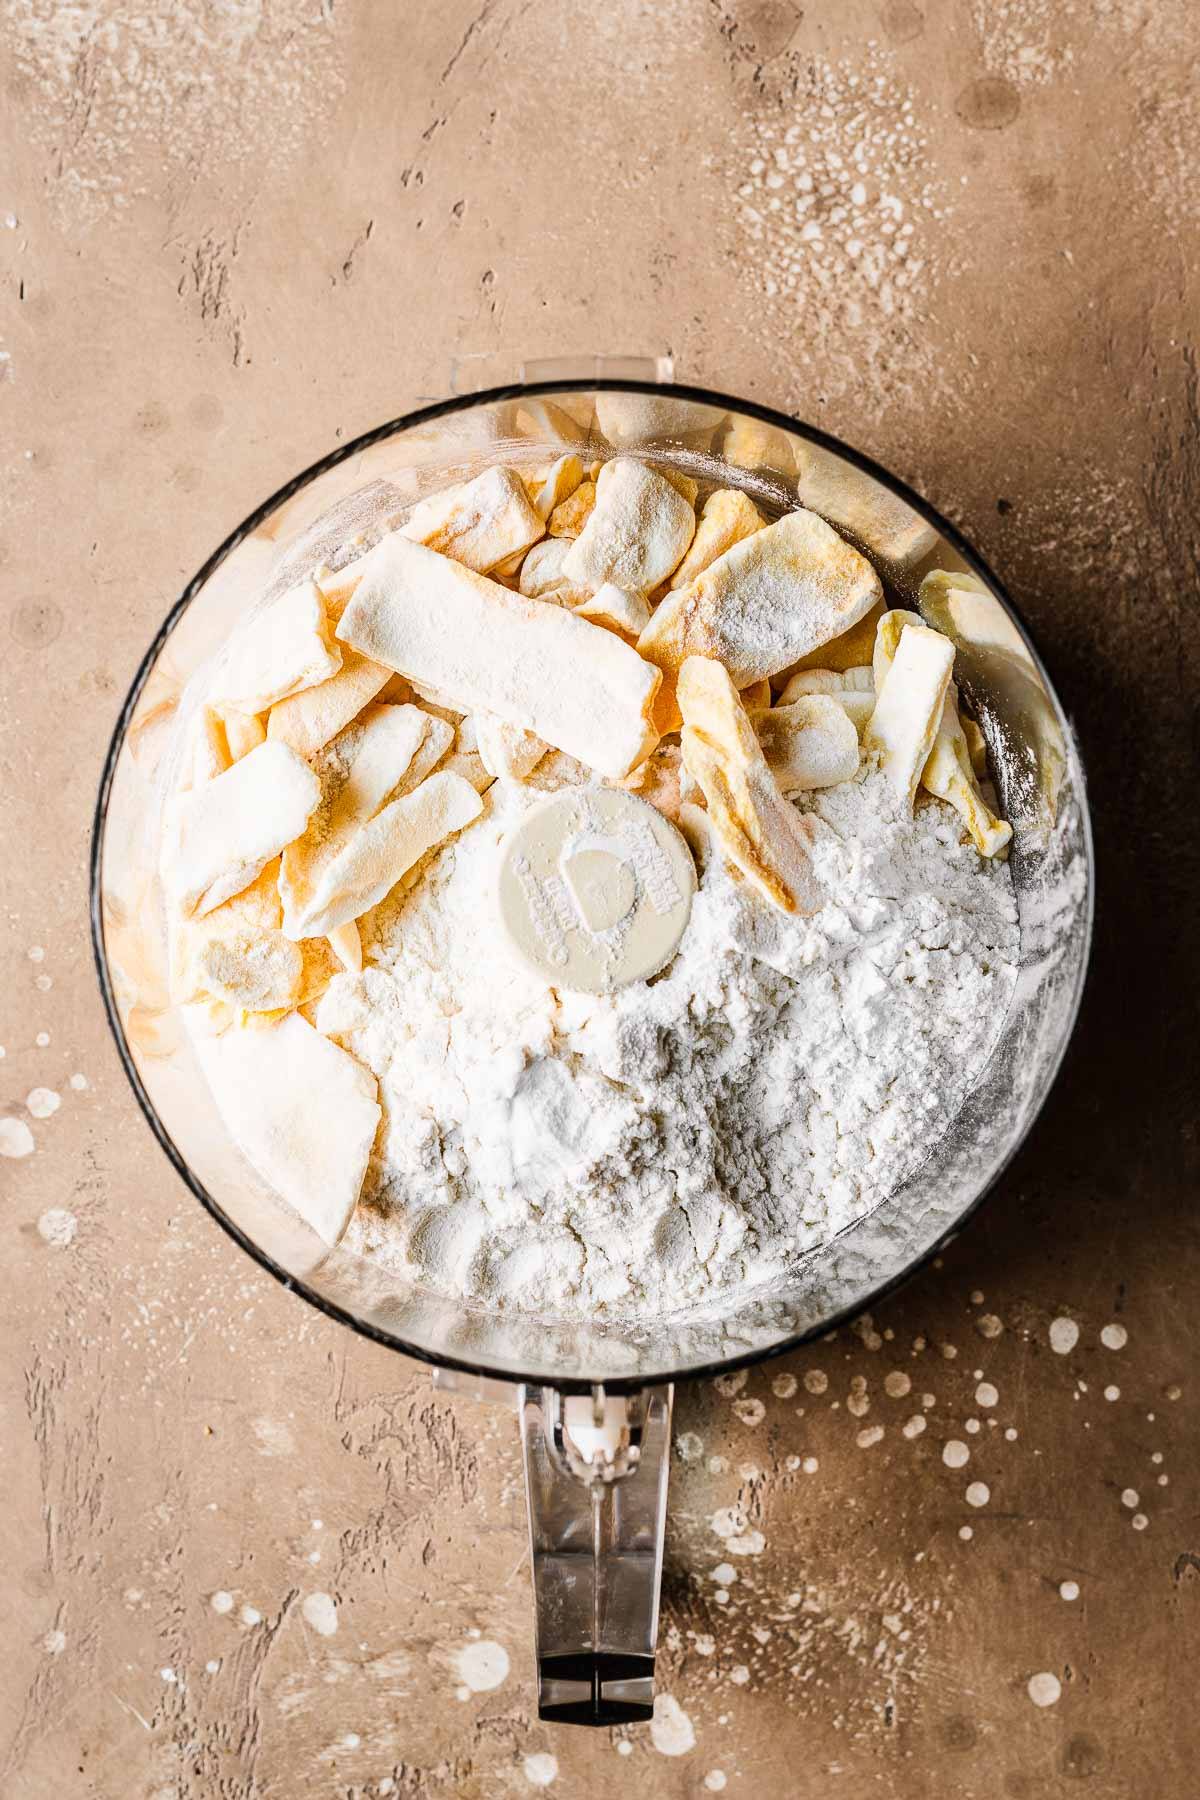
[1, 1118, 35, 1159]
[453, 1640, 509, 1693]
[650, 1693, 696, 1757]
[37, 1208, 76, 1247]
[1028, 1671, 1062, 1708]
[301, 1592, 338, 1637]
[523, 1752, 558, 1788]
[1049, 1317, 1079, 1355]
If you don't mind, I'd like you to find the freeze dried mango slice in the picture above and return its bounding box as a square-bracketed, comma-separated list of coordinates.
[562, 459, 696, 594]
[751, 694, 861, 795]
[668, 488, 764, 590]
[871, 608, 924, 693]
[864, 623, 955, 810]
[337, 535, 661, 779]
[163, 740, 321, 918]
[267, 647, 392, 758]
[288, 769, 483, 938]
[777, 665, 875, 701]
[475, 712, 549, 781]
[223, 710, 266, 761]
[640, 508, 883, 714]
[922, 683, 1012, 858]
[400, 464, 545, 574]
[546, 480, 596, 539]
[961, 713, 989, 780]
[678, 655, 826, 916]
[776, 665, 875, 734]
[280, 703, 453, 937]
[574, 583, 652, 638]
[522, 453, 586, 522]
[518, 538, 594, 606]
[210, 579, 341, 715]
[327, 919, 362, 974]
[187, 705, 231, 787]
[740, 677, 773, 712]
[190, 926, 303, 1013]
[194, 1012, 379, 1246]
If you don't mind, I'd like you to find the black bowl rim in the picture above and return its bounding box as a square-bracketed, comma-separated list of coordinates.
[89, 377, 1095, 1394]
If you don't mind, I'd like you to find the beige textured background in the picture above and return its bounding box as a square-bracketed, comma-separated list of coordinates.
[2, 1, 1198, 1795]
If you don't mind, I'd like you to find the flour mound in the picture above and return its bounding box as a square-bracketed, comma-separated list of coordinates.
[322, 770, 1018, 1321]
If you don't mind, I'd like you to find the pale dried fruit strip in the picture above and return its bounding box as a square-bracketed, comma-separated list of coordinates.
[524, 453, 586, 522]
[961, 713, 989, 780]
[864, 623, 955, 810]
[194, 1012, 380, 1247]
[189, 926, 303, 1013]
[209, 579, 341, 715]
[778, 666, 875, 700]
[188, 705, 231, 787]
[678, 655, 826, 915]
[562, 459, 696, 594]
[475, 712, 549, 780]
[494, 457, 585, 579]
[400, 465, 545, 574]
[750, 694, 861, 795]
[280, 703, 452, 936]
[777, 665, 875, 734]
[871, 608, 924, 693]
[546, 479, 595, 539]
[337, 535, 661, 779]
[223, 711, 266, 761]
[640, 508, 883, 722]
[922, 684, 1012, 858]
[327, 919, 362, 974]
[518, 538, 593, 606]
[668, 488, 764, 590]
[288, 769, 483, 938]
[267, 645, 392, 758]
[164, 741, 320, 918]
[575, 583, 652, 637]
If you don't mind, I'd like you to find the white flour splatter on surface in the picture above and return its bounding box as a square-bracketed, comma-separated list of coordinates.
[26, 1086, 60, 1119]
[523, 1752, 558, 1787]
[452, 1639, 509, 1693]
[730, 45, 950, 407]
[251, 1417, 296, 1458]
[1049, 1316, 1079, 1354]
[650, 1692, 696, 1756]
[301, 1591, 338, 1637]
[971, 0, 1074, 84]
[37, 1207, 76, 1246]
[4, 0, 346, 224]
[1028, 1670, 1062, 1707]
[1, 1117, 35, 1158]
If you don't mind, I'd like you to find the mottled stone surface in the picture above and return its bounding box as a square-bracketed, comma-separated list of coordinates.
[1, 2, 1197, 1795]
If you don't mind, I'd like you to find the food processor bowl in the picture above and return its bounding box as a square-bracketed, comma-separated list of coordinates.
[91, 364, 1093, 1723]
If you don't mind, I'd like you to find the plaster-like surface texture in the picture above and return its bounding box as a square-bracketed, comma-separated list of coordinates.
[2, 2, 1197, 1794]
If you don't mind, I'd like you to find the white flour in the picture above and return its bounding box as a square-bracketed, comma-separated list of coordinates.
[318, 768, 1018, 1321]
